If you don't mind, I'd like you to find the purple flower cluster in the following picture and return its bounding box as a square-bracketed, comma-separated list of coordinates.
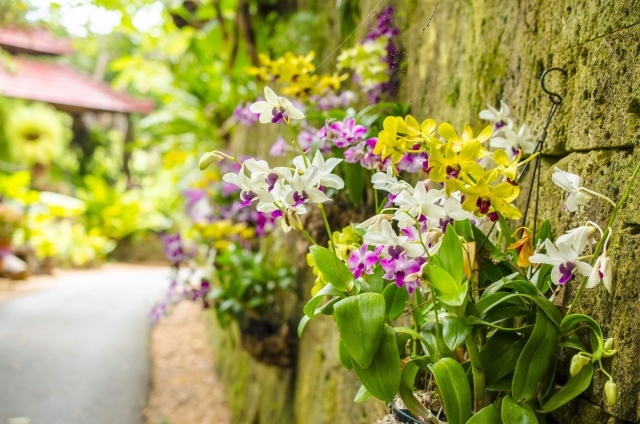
[185, 279, 212, 308]
[233, 101, 261, 126]
[365, 6, 400, 103]
[161, 233, 185, 265]
[150, 280, 183, 323]
[317, 117, 367, 148]
[344, 137, 391, 171]
[311, 91, 357, 111]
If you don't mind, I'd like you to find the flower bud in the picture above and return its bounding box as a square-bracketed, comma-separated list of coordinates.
[605, 379, 618, 405]
[570, 353, 591, 376]
[199, 151, 224, 170]
[602, 338, 617, 358]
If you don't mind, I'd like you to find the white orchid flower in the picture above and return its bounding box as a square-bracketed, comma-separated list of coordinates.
[293, 151, 345, 189]
[551, 168, 593, 212]
[222, 164, 272, 207]
[282, 165, 330, 207]
[393, 183, 445, 228]
[529, 239, 593, 285]
[363, 219, 424, 258]
[443, 197, 473, 221]
[357, 214, 388, 232]
[371, 166, 414, 195]
[249, 87, 305, 124]
[586, 228, 613, 292]
[490, 124, 535, 157]
[556, 223, 599, 255]
[479, 100, 513, 132]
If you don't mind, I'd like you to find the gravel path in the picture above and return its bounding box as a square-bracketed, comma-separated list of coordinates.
[0, 264, 169, 424]
[144, 302, 231, 424]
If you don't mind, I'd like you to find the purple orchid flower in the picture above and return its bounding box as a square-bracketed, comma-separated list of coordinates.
[348, 244, 380, 279]
[381, 252, 424, 293]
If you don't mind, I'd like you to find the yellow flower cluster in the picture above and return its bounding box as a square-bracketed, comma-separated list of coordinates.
[190, 220, 254, 250]
[245, 52, 348, 99]
[375, 115, 538, 220]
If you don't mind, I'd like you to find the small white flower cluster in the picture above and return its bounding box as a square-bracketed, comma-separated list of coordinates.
[222, 151, 343, 233]
[529, 165, 616, 292]
[479, 101, 535, 159]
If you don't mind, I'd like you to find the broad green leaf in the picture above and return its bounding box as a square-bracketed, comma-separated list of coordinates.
[353, 384, 373, 403]
[535, 219, 552, 246]
[318, 297, 341, 315]
[423, 265, 458, 295]
[498, 214, 515, 247]
[309, 245, 355, 292]
[439, 225, 464, 284]
[428, 358, 472, 424]
[343, 162, 367, 206]
[466, 404, 502, 423]
[442, 316, 471, 351]
[561, 314, 604, 359]
[439, 282, 469, 308]
[383, 283, 409, 321]
[333, 293, 386, 368]
[399, 358, 432, 418]
[368, 266, 385, 293]
[486, 372, 513, 391]
[420, 323, 454, 359]
[539, 362, 594, 413]
[454, 219, 474, 242]
[538, 348, 559, 404]
[512, 311, 558, 402]
[352, 325, 401, 401]
[502, 395, 538, 424]
[480, 331, 526, 385]
[303, 283, 345, 318]
[394, 326, 430, 348]
[338, 339, 353, 370]
[507, 280, 538, 295]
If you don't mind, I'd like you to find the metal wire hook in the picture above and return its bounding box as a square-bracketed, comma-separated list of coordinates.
[540, 67, 567, 105]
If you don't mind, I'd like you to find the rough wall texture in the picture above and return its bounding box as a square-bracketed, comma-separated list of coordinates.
[208, 1, 640, 423]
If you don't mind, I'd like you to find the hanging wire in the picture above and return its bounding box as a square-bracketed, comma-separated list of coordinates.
[388, 402, 424, 423]
[478, 67, 567, 251]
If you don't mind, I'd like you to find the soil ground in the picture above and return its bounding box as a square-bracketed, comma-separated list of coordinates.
[144, 301, 231, 424]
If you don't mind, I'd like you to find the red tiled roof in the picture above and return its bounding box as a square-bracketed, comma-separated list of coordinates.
[0, 27, 73, 56]
[0, 57, 154, 114]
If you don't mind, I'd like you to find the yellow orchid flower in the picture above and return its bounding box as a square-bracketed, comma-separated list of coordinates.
[492, 149, 540, 181]
[428, 138, 485, 189]
[396, 115, 436, 146]
[438, 122, 491, 155]
[459, 178, 522, 220]
[374, 116, 410, 163]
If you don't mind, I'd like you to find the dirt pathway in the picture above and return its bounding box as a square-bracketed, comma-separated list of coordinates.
[144, 301, 231, 424]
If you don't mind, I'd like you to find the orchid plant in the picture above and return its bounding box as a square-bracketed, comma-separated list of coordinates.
[198, 78, 640, 423]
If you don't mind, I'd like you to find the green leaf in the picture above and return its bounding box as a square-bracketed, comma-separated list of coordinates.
[480, 331, 526, 385]
[538, 362, 594, 413]
[454, 219, 474, 243]
[352, 324, 401, 401]
[297, 315, 311, 337]
[561, 314, 604, 358]
[512, 311, 559, 402]
[399, 358, 432, 418]
[423, 265, 458, 295]
[498, 214, 515, 247]
[303, 283, 345, 318]
[501, 395, 538, 424]
[309, 245, 355, 292]
[439, 225, 464, 284]
[442, 316, 471, 351]
[368, 266, 385, 293]
[333, 293, 386, 368]
[420, 323, 454, 359]
[343, 162, 367, 206]
[440, 282, 469, 308]
[338, 339, 353, 370]
[428, 358, 472, 424]
[535, 219, 552, 246]
[353, 384, 373, 403]
[486, 372, 514, 391]
[383, 283, 409, 321]
[466, 404, 502, 423]
[394, 326, 430, 348]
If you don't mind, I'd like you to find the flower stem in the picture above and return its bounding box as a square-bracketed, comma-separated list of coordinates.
[465, 332, 485, 412]
[318, 203, 335, 254]
[567, 159, 640, 315]
[578, 187, 617, 207]
[288, 124, 309, 168]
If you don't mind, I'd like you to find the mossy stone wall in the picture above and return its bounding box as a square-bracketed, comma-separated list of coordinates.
[208, 1, 640, 423]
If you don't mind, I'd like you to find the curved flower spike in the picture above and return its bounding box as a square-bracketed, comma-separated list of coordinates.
[249, 87, 305, 124]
